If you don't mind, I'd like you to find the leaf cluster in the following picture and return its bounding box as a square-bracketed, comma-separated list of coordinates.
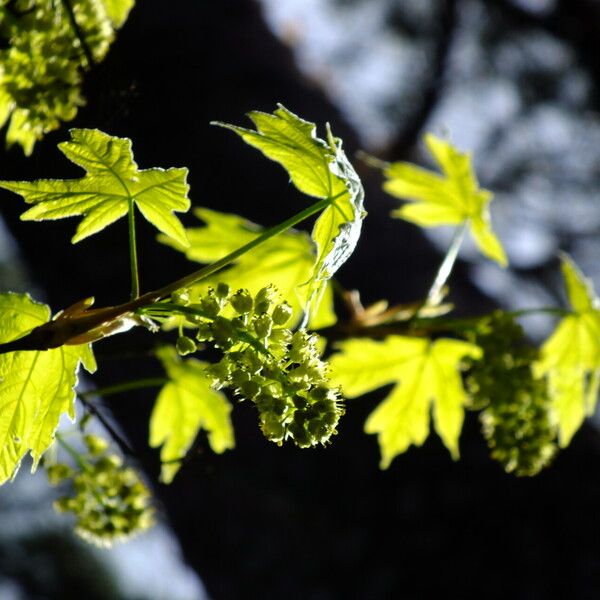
[0, 101, 597, 552]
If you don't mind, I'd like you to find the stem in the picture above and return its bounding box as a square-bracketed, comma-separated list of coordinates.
[79, 378, 168, 400]
[60, 0, 95, 69]
[0, 195, 341, 353]
[150, 195, 336, 299]
[355, 150, 391, 171]
[78, 395, 136, 457]
[424, 222, 468, 309]
[142, 302, 273, 358]
[507, 307, 571, 318]
[55, 432, 90, 471]
[128, 197, 140, 300]
[392, 307, 572, 335]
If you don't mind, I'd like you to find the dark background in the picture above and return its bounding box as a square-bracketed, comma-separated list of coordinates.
[3, 1, 600, 598]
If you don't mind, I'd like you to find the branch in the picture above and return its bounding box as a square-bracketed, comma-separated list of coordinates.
[78, 395, 135, 457]
[0, 196, 333, 354]
[60, 0, 95, 69]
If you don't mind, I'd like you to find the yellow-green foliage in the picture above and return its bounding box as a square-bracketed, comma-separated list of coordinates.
[0, 293, 95, 484]
[0, 0, 133, 154]
[330, 336, 480, 468]
[0, 128, 190, 245]
[383, 133, 507, 266]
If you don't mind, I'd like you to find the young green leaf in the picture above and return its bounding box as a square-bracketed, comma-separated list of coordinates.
[536, 254, 600, 446]
[150, 347, 234, 484]
[383, 133, 507, 266]
[0, 129, 190, 245]
[0, 293, 96, 485]
[159, 207, 336, 329]
[329, 336, 481, 468]
[213, 104, 364, 321]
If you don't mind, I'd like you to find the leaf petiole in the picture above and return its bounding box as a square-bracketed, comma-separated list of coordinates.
[78, 378, 169, 400]
[151, 193, 344, 299]
[423, 221, 468, 310]
[55, 432, 90, 472]
[128, 196, 140, 300]
[60, 0, 95, 69]
[0, 194, 343, 353]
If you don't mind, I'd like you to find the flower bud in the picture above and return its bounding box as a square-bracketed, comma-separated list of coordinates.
[47, 463, 74, 485]
[195, 322, 213, 341]
[254, 285, 276, 314]
[288, 420, 311, 448]
[216, 282, 230, 299]
[200, 292, 221, 318]
[230, 290, 253, 314]
[211, 316, 236, 349]
[240, 380, 261, 399]
[260, 414, 285, 443]
[176, 335, 196, 356]
[253, 313, 273, 338]
[230, 369, 251, 387]
[84, 434, 109, 456]
[272, 302, 293, 326]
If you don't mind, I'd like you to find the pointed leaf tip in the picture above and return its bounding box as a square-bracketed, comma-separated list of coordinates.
[384, 133, 507, 267]
[0, 129, 191, 246]
[330, 336, 480, 467]
[216, 106, 365, 323]
[537, 254, 600, 445]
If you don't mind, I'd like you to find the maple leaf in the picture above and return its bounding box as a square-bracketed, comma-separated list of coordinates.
[213, 104, 364, 321]
[159, 207, 336, 329]
[383, 133, 507, 266]
[536, 254, 600, 446]
[149, 347, 234, 483]
[0, 128, 190, 246]
[0, 293, 96, 485]
[329, 335, 481, 468]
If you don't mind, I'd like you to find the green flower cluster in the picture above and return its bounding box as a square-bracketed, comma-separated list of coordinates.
[47, 434, 154, 547]
[465, 311, 558, 477]
[171, 284, 344, 448]
[0, 0, 117, 154]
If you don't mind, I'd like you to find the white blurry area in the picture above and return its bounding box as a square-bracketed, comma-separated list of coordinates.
[0, 457, 206, 600]
[258, 0, 600, 340]
[259, 0, 437, 148]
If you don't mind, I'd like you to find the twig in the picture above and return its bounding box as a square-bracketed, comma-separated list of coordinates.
[78, 394, 135, 457]
[60, 0, 95, 69]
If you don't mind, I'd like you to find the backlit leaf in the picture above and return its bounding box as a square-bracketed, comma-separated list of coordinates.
[159, 208, 336, 329]
[329, 336, 480, 468]
[383, 133, 507, 266]
[0, 128, 190, 245]
[0, 293, 96, 484]
[150, 347, 234, 484]
[214, 105, 364, 322]
[536, 254, 600, 445]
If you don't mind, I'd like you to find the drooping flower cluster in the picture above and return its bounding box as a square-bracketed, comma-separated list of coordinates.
[171, 284, 344, 448]
[465, 311, 558, 476]
[47, 434, 154, 547]
[0, 0, 119, 154]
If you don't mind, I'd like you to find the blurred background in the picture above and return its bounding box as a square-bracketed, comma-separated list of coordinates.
[2, 0, 600, 598]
